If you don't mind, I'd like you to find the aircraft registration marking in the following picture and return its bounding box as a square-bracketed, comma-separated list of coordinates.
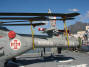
[10, 39, 21, 50]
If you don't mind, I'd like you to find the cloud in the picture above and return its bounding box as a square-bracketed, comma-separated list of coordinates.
[69, 8, 79, 12]
[86, 11, 89, 18]
[79, 11, 89, 21]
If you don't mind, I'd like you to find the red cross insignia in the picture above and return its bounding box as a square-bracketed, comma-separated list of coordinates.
[10, 39, 21, 50]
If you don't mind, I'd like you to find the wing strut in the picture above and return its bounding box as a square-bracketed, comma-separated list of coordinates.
[63, 17, 69, 47]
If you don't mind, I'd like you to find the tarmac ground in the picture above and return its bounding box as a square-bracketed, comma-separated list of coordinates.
[6, 50, 89, 67]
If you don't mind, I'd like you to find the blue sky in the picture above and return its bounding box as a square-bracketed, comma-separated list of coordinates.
[0, 0, 89, 34]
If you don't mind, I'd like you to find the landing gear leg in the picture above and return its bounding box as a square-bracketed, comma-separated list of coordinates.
[43, 48, 45, 55]
[41, 50, 43, 57]
[57, 47, 62, 54]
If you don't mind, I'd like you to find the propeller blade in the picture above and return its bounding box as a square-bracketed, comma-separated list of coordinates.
[0, 23, 46, 27]
[58, 17, 75, 20]
[0, 12, 80, 17]
[0, 21, 28, 23]
[0, 16, 48, 21]
[0, 17, 75, 21]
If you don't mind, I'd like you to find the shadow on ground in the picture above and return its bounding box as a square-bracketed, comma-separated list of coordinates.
[16, 55, 75, 65]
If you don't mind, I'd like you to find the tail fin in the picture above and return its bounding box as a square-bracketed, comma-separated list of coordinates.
[48, 9, 56, 29]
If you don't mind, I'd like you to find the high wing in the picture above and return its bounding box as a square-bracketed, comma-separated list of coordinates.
[0, 12, 80, 17]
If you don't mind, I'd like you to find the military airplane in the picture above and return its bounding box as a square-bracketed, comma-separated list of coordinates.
[0, 12, 80, 67]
